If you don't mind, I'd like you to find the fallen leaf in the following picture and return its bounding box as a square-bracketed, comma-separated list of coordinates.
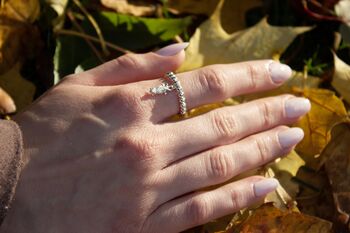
[178, 0, 311, 72]
[46, 0, 69, 29]
[323, 122, 350, 231]
[295, 166, 337, 227]
[0, 0, 40, 23]
[227, 203, 333, 233]
[335, 0, 350, 26]
[292, 88, 347, 170]
[168, 0, 262, 34]
[100, 0, 156, 17]
[0, 0, 41, 74]
[270, 151, 305, 202]
[332, 53, 350, 104]
[0, 63, 36, 112]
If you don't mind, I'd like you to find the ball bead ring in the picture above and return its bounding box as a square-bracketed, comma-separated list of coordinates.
[149, 72, 187, 116]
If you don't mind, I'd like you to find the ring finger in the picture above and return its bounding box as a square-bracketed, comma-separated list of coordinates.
[142, 60, 292, 121]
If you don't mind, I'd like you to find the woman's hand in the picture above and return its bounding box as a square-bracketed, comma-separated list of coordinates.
[1, 43, 310, 233]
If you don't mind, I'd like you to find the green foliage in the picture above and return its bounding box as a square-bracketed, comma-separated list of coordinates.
[54, 12, 192, 79]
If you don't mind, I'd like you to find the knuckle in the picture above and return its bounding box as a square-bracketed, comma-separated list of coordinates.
[200, 67, 227, 98]
[246, 63, 259, 89]
[230, 189, 244, 210]
[253, 136, 269, 162]
[210, 110, 238, 141]
[115, 54, 142, 70]
[111, 87, 147, 116]
[258, 101, 274, 127]
[115, 132, 158, 162]
[207, 150, 234, 180]
[187, 197, 210, 225]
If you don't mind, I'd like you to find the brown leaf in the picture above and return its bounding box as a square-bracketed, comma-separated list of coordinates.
[323, 122, 350, 231]
[100, 0, 156, 17]
[178, 0, 311, 72]
[292, 88, 347, 170]
[0, 0, 41, 74]
[227, 203, 333, 233]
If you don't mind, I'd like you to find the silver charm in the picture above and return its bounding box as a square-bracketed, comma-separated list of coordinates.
[149, 82, 174, 95]
[149, 72, 187, 116]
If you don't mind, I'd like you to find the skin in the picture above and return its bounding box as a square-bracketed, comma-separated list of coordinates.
[0, 50, 308, 233]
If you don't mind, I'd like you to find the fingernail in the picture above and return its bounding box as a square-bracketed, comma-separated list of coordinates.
[254, 178, 279, 197]
[285, 97, 311, 118]
[155, 42, 189, 56]
[269, 62, 292, 84]
[278, 127, 304, 149]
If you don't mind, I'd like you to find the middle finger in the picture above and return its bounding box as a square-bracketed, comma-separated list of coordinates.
[160, 95, 310, 165]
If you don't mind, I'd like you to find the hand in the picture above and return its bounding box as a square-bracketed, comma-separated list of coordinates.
[1, 43, 310, 233]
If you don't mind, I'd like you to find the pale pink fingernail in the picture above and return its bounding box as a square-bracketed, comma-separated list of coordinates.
[155, 42, 189, 56]
[254, 178, 279, 197]
[285, 97, 311, 118]
[278, 127, 304, 149]
[269, 62, 292, 84]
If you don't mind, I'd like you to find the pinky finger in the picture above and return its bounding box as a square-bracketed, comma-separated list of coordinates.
[143, 176, 279, 233]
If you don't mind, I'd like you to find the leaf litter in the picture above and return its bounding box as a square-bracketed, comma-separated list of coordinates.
[2, 0, 350, 231]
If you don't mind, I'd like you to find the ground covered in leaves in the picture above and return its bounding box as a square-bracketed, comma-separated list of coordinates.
[1, 0, 350, 232]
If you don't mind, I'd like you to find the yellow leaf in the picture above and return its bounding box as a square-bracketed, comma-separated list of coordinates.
[178, 0, 311, 72]
[331, 53, 350, 104]
[168, 0, 262, 34]
[0, 0, 40, 74]
[227, 203, 332, 233]
[268, 151, 305, 206]
[292, 88, 347, 170]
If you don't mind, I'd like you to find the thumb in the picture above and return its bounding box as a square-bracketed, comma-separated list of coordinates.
[75, 43, 188, 86]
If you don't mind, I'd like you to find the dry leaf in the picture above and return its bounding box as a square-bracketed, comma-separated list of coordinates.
[178, 0, 311, 72]
[0, 63, 35, 112]
[100, 0, 156, 17]
[332, 54, 350, 104]
[270, 151, 305, 202]
[292, 88, 347, 170]
[323, 122, 350, 231]
[0, 0, 41, 74]
[227, 203, 332, 233]
[168, 0, 262, 34]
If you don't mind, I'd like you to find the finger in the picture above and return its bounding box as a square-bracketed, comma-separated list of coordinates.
[159, 127, 303, 201]
[160, 95, 310, 163]
[143, 176, 279, 233]
[66, 43, 187, 86]
[144, 60, 292, 120]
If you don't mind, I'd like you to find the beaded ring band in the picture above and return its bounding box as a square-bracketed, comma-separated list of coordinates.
[149, 72, 187, 116]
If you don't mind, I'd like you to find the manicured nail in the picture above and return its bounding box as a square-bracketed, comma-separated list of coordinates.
[269, 62, 292, 84]
[285, 97, 311, 118]
[254, 178, 279, 197]
[278, 127, 304, 149]
[155, 42, 189, 56]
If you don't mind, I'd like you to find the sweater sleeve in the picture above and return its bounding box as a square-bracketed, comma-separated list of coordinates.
[0, 120, 23, 224]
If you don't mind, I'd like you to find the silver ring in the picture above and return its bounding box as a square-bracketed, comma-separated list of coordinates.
[149, 72, 187, 116]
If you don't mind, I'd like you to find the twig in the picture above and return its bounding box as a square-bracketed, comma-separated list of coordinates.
[72, 0, 109, 56]
[55, 29, 134, 54]
[67, 11, 104, 63]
